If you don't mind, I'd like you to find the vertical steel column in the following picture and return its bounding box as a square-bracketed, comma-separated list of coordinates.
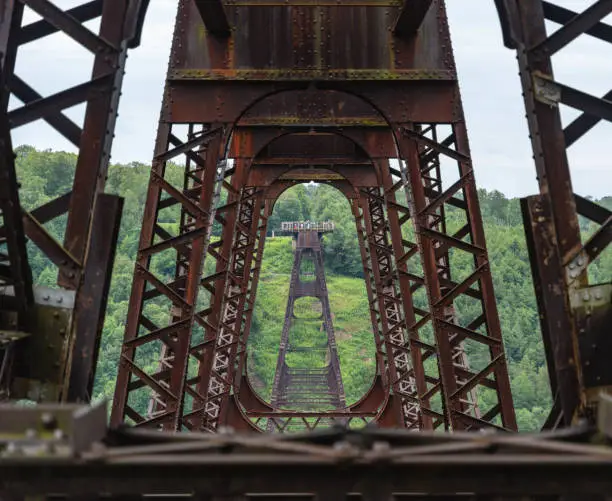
[360, 187, 418, 428]
[380, 159, 437, 430]
[111, 124, 225, 428]
[396, 123, 517, 431]
[235, 199, 270, 392]
[180, 158, 249, 431]
[498, 0, 612, 424]
[351, 198, 387, 389]
[147, 124, 198, 419]
[207, 187, 265, 428]
[60, 0, 137, 287]
[64, 193, 123, 403]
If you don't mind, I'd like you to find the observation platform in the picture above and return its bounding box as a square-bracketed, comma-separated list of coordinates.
[279, 221, 335, 233]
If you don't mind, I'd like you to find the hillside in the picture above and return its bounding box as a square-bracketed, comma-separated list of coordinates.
[246, 237, 376, 405]
[12, 146, 612, 431]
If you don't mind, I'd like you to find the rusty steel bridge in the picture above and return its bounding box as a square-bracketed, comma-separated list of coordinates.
[0, 0, 612, 499]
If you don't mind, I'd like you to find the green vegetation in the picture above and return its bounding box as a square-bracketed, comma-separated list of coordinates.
[13, 146, 612, 432]
[246, 240, 376, 403]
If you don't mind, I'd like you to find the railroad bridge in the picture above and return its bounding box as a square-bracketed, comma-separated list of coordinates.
[0, 0, 611, 498]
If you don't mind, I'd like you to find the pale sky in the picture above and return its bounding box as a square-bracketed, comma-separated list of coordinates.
[11, 1, 612, 198]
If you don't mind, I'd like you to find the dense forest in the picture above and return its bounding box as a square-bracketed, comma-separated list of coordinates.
[14, 145, 612, 431]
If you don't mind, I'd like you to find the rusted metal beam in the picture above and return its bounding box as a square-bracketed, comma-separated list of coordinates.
[64, 194, 123, 403]
[17, 0, 103, 46]
[521, 196, 578, 427]
[8, 74, 113, 130]
[564, 88, 612, 147]
[20, 0, 115, 54]
[9, 75, 82, 147]
[21, 213, 80, 280]
[532, 0, 612, 56]
[393, 0, 434, 37]
[61, 0, 136, 288]
[194, 0, 231, 38]
[542, 0, 612, 44]
[2, 420, 612, 497]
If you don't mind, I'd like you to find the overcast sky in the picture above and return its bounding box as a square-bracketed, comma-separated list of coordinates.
[12, 1, 612, 198]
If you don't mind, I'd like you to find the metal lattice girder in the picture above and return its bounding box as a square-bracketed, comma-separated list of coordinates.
[0, 0, 149, 403]
[393, 123, 517, 432]
[111, 125, 228, 429]
[496, 0, 612, 424]
[268, 230, 346, 431]
[111, 0, 516, 433]
[191, 186, 264, 431]
[359, 187, 423, 429]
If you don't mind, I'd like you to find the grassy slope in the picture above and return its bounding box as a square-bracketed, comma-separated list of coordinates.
[246, 237, 377, 404]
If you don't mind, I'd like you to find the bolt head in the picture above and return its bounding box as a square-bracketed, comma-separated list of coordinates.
[41, 412, 58, 431]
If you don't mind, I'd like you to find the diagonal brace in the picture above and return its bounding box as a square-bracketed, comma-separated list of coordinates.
[20, 0, 116, 54]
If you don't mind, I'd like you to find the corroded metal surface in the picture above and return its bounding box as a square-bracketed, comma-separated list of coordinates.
[111, 0, 517, 433]
[0, 0, 148, 403]
[0, 0, 610, 497]
[2, 406, 612, 498]
[498, 0, 612, 425]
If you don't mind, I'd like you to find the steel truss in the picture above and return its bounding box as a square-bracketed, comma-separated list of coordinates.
[267, 229, 346, 432]
[496, 0, 612, 426]
[0, 0, 610, 498]
[0, 0, 148, 403]
[109, 0, 516, 433]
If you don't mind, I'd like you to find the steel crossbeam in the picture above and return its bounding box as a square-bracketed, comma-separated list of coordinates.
[2, 402, 612, 499]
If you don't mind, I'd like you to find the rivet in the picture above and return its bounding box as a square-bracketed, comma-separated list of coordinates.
[41, 412, 58, 431]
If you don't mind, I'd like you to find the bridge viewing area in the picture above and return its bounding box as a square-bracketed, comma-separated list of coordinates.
[280, 221, 336, 233]
[0, 0, 611, 499]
